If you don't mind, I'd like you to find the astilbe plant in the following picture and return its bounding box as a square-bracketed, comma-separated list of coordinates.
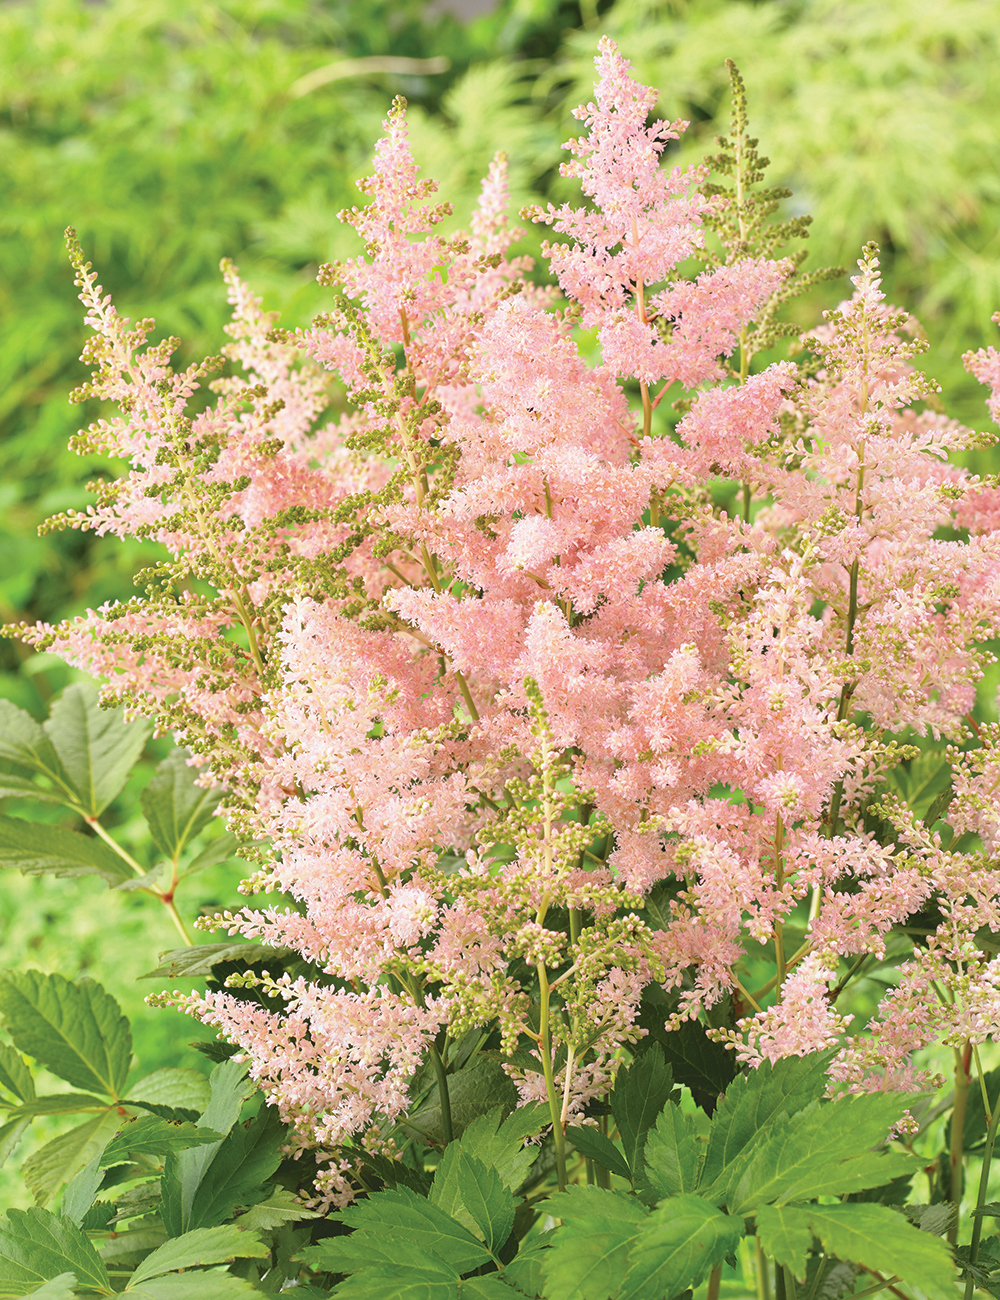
[13, 39, 1000, 1217]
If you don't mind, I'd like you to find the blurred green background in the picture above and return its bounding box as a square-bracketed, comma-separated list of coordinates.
[2, 0, 999, 1205]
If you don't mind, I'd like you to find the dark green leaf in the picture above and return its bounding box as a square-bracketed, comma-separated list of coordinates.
[356, 1150, 432, 1196]
[0, 702, 74, 798]
[0, 970, 131, 1097]
[431, 1150, 515, 1252]
[502, 1240, 547, 1299]
[232, 1189, 320, 1231]
[140, 749, 222, 860]
[726, 1093, 922, 1213]
[405, 1057, 519, 1147]
[0, 816, 133, 886]
[617, 1194, 743, 1300]
[700, 1051, 833, 1191]
[129, 1225, 269, 1285]
[0, 1207, 111, 1297]
[174, 1105, 283, 1232]
[333, 1186, 493, 1275]
[43, 684, 150, 817]
[141, 944, 293, 981]
[10, 1094, 109, 1118]
[459, 1279, 521, 1298]
[158, 1058, 253, 1236]
[541, 1187, 647, 1300]
[756, 1203, 955, 1298]
[21, 1112, 123, 1207]
[640, 1016, 735, 1117]
[59, 1154, 104, 1226]
[609, 1045, 676, 1176]
[300, 1234, 452, 1275]
[566, 1127, 632, 1183]
[0, 1043, 34, 1103]
[448, 1105, 543, 1193]
[100, 1115, 224, 1168]
[643, 1103, 702, 1199]
[331, 1264, 459, 1300]
[124, 1266, 262, 1298]
[8, 1273, 79, 1300]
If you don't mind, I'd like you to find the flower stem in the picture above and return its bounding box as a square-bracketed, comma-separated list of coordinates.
[162, 896, 193, 946]
[964, 1046, 1000, 1299]
[951, 1041, 971, 1245]
[430, 1043, 454, 1145]
[707, 1264, 722, 1300]
[537, 960, 568, 1191]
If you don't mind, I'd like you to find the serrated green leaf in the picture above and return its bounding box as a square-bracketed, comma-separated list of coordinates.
[140, 749, 221, 861]
[754, 1203, 813, 1279]
[124, 1265, 261, 1298]
[643, 1103, 702, 1199]
[0, 775, 65, 805]
[430, 1150, 515, 1252]
[43, 684, 150, 817]
[299, 1234, 452, 1275]
[129, 1225, 268, 1285]
[618, 1194, 743, 1300]
[9, 1274, 79, 1300]
[756, 1203, 955, 1298]
[141, 944, 292, 981]
[726, 1093, 921, 1213]
[333, 1187, 492, 1275]
[22, 1112, 123, 1207]
[100, 1115, 224, 1168]
[887, 752, 952, 822]
[99, 1224, 167, 1265]
[10, 1094, 109, 1118]
[232, 1188, 320, 1231]
[0, 1043, 34, 1103]
[330, 1265, 459, 1300]
[182, 832, 241, 878]
[0, 1207, 111, 1298]
[0, 817, 133, 886]
[166, 1105, 282, 1233]
[701, 1051, 833, 1191]
[639, 1015, 736, 1117]
[501, 1240, 547, 1299]
[0, 1119, 31, 1171]
[541, 1187, 648, 1300]
[0, 702, 75, 799]
[60, 1154, 104, 1227]
[459, 1278, 520, 1299]
[125, 1068, 212, 1113]
[566, 1127, 632, 1182]
[158, 1059, 252, 1237]
[0, 971, 131, 1097]
[405, 1057, 519, 1147]
[448, 1106, 543, 1193]
[609, 1045, 676, 1177]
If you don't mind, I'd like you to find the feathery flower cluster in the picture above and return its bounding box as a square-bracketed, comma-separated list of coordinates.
[17, 39, 1000, 1200]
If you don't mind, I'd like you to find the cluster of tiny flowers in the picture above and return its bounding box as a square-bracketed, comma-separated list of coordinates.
[19, 38, 1000, 1200]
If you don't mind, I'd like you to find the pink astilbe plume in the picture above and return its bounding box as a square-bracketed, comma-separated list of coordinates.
[19, 41, 1000, 1204]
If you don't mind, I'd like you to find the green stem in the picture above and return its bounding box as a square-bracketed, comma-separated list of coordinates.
[755, 1234, 771, 1300]
[782, 1265, 798, 1300]
[162, 896, 193, 946]
[707, 1263, 722, 1300]
[537, 961, 568, 1191]
[849, 1277, 903, 1300]
[951, 1042, 971, 1246]
[964, 1048, 1000, 1299]
[85, 816, 145, 876]
[742, 481, 752, 524]
[430, 1043, 454, 1145]
[803, 1253, 828, 1300]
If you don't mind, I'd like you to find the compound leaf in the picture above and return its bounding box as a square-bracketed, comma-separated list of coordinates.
[609, 1045, 676, 1176]
[757, 1203, 955, 1298]
[541, 1186, 647, 1300]
[43, 684, 150, 817]
[124, 1266, 262, 1298]
[618, 1194, 743, 1300]
[0, 1044, 34, 1103]
[566, 1127, 632, 1183]
[0, 702, 74, 797]
[0, 1207, 110, 1297]
[643, 1103, 702, 1199]
[0, 971, 131, 1097]
[431, 1149, 515, 1252]
[333, 1186, 492, 1275]
[129, 1226, 268, 1285]
[140, 749, 221, 861]
[100, 1115, 224, 1168]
